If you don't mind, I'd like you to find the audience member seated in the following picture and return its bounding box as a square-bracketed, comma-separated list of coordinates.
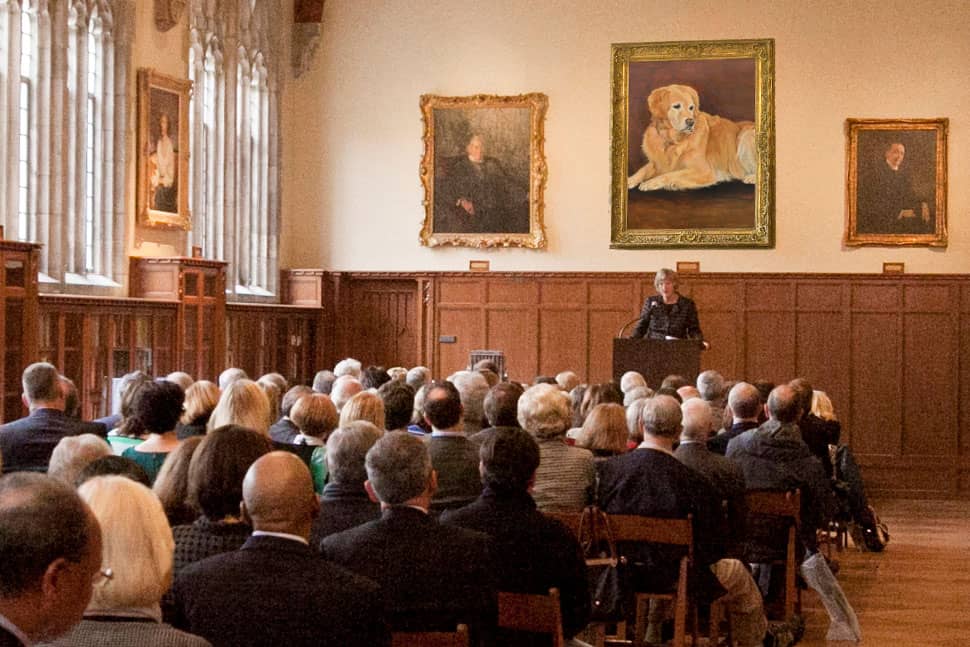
[576, 402, 628, 459]
[448, 370, 490, 435]
[47, 434, 111, 486]
[654, 386, 682, 402]
[309, 421, 383, 544]
[216, 368, 247, 391]
[387, 366, 408, 382]
[405, 365, 431, 392]
[378, 380, 415, 433]
[519, 384, 595, 512]
[556, 370, 581, 393]
[268, 385, 311, 443]
[625, 397, 648, 449]
[569, 384, 587, 429]
[121, 381, 185, 484]
[468, 381, 524, 445]
[577, 382, 624, 427]
[257, 372, 288, 395]
[106, 374, 153, 454]
[708, 381, 763, 456]
[176, 381, 219, 440]
[58, 376, 93, 427]
[338, 390, 385, 429]
[95, 370, 151, 432]
[675, 398, 746, 555]
[677, 384, 700, 401]
[478, 368, 500, 388]
[333, 357, 363, 380]
[697, 369, 727, 427]
[330, 375, 363, 412]
[726, 384, 836, 561]
[790, 378, 841, 478]
[660, 374, 690, 391]
[0, 363, 105, 473]
[165, 371, 195, 392]
[598, 396, 767, 647]
[424, 381, 482, 513]
[288, 393, 339, 492]
[170, 426, 272, 583]
[752, 380, 774, 423]
[322, 432, 496, 643]
[256, 382, 281, 427]
[361, 365, 391, 390]
[45, 475, 211, 647]
[0, 473, 103, 646]
[311, 369, 336, 395]
[206, 380, 271, 436]
[173, 452, 388, 646]
[407, 383, 432, 436]
[620, 370, 647, 394]
[623, 385, 652, 407]
[153, 436, 205, 527]
[441, 428, 591, 646]
[76, 455, 152, 488]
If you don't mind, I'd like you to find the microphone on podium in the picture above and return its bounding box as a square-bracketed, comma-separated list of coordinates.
[618, 317, 642, 338]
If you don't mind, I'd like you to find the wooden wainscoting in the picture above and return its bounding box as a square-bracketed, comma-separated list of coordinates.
[225, 303, 324, 388]
[39, 295, 179, 421]
[331, 271, 970, 498]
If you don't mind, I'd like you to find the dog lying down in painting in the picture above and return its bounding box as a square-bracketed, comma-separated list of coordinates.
[627, 84, 757, 191]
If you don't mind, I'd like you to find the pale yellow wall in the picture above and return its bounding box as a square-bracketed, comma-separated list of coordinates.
[127, 1, 189, 260]
[280, 0, 970, 273]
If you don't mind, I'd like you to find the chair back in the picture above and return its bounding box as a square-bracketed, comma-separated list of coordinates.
[497, 588, 563, 647]
[391, 624, 469, 647]
[545, 511, 583, 538]
[745, 489, 801, 522]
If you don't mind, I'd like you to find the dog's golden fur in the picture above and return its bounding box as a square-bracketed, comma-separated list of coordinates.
[627, 84, 757, 192]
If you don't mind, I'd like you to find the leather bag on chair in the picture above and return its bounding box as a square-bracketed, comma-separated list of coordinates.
[578, 506, 629, 622]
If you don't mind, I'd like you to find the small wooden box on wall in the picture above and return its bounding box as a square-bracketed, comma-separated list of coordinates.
[281, 269, 326, 307]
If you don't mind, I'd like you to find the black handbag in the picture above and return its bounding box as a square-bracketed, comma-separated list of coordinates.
[579, 506, 629, 622]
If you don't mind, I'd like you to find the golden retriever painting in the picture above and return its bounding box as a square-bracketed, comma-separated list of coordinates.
[627, 84, 757, 192]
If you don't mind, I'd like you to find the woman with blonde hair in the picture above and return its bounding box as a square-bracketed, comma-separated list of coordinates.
[206, 379, 271, 435]
[290, 393, 340, 493]
[338, 390, 385, 430]
[577, 403, 628, 459]
[44, 475, 210, 646]
[177, 381, 220, 440]
[811, 390, 837, 421]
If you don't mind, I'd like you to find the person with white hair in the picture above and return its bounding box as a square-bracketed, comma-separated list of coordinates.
[518, 384, 595, 512]
[333, 358, 362, 380]
[330, 376, 363, 412]
[405, 366, 431, 392]
[623, 385, 652, 408]
[446, 370, 489, 435]
[46, 476, 211, 646]
[48, 434, 112, 487]
[619, 370, 647, 394]
[555, 371, 581, 393]
[217, 368, 248, 391]
[165, 372, 194, 392]
[696, 369, 727, 426]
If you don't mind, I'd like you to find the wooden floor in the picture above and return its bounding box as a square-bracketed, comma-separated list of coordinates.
[798, 499, 970, 647]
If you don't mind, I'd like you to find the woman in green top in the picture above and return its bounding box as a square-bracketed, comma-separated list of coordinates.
[122, 381, 184, 484]
[290, 393, 339, 494]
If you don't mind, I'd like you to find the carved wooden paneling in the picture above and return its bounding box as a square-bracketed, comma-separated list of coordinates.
[330, 271, 970, 498]
[225, 304, 323, 387]
[338, 279, 418, 370]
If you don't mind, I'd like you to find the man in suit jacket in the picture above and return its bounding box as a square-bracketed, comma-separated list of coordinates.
[0, 363, 106, 473]
[676, 397, 747, 556]
[441, 427, 590, 645]
[268, 385, 311, 444]
[309, 422, 382, 544]
[0, 473, 104, 646]
[322, 432, 496, 643]
[598, 396, 766, 647]
[708, 381, 763, 455]
[423, 381, 482, 513]
[172, 452, 388, 647]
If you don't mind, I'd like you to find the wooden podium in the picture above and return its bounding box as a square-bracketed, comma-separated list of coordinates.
[612, 338, 703, 388]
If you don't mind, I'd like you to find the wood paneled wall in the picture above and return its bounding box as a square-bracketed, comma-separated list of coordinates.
[332, 271, 970, 499]
[225, 303, 324, 387]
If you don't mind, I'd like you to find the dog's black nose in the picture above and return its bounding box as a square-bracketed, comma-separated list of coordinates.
[685, 118, 694, 128]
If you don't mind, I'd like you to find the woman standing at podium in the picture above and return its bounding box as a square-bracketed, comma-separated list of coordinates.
[631, 268, 705, 344]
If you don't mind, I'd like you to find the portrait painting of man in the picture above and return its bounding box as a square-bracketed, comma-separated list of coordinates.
[148, 87, 180, 214]
[845, 118, 947, 247]
[420, 93, 548, 249]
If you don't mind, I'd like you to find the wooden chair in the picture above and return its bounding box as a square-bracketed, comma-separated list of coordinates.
[390, 624, 469, 647]
[745, 489, 802, 621]
[606, 514, 693, 647]
[498, 588, 564, 647]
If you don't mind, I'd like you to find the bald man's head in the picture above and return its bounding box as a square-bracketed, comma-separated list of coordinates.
[767, 385, 800, 424]
[241, 452, 318, 537]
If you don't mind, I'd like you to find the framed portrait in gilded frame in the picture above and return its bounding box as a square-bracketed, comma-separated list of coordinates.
[610, 39, 775, 248]
[844, 118, 947, 247]
[420, 93, 548, 249]
[137, 69, 192, 230]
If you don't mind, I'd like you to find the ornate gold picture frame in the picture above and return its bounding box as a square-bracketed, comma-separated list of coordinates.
[610, 39, 775, 248]
[420, 93, 548, 249]
[844, 118, 947, 247]
[137, 69, 192, 230]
